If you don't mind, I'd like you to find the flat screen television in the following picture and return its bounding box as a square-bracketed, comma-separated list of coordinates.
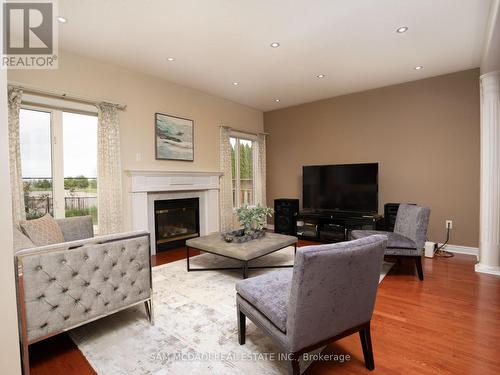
[303, 163, 378, 213]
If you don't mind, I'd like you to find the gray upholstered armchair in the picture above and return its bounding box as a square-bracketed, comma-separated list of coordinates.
[14, 216, 153, 374]
[236, 235, 387, 374]
[350, 204, 430, 280]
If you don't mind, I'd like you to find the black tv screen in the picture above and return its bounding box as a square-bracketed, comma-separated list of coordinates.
[303, 163, 378, 213]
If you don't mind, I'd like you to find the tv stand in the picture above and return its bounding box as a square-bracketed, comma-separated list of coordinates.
[296, 210, 383, 243]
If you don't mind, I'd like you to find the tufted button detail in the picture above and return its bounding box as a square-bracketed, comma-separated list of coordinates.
[112, 262, 117, 267]
[104, 302, 109, 306]
[63, 316, 69, 320]
[138, 290, 143, 294]
[84, 308, 91, 313]
[40, 323, 48, 329]
[131, 281, 135, 286]
[121, 247, 126, 252]
[84, 281, 90, 286]
[72, 272, 78, 277]
[62, 287, 68, 293]
[129, 258, 135, 263]
[75, 298, 80, 303]
[113, 286, 118, 291]
[35, 265, 42, 271]
[38, 294, 44, 300]
[51, 304, 58, 310]
[94, 266, 99, 271]
[49, 277, 56, 282]
[83, 255, 89, 260]
[122, 295, 126, 301]
[96, 291, 101, 296]
[103, 276, 109, 281]
[61, 259, 67, 264]
[103, 250, 108, 255]
[121, 272, 126, 277]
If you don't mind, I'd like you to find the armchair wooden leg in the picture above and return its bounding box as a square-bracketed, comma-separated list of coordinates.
[237, 307, 246, 345]
[290, 353, 301, 375]
[415, 256, 424, 280]
[21, 339, 29, 375]
[359, 322, 375, 370]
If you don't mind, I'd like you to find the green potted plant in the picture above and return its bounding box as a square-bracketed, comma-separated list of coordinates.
[223, 205, 274, 242]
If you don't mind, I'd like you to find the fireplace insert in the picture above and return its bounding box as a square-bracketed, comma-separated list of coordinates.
[154, 198, 200, 252]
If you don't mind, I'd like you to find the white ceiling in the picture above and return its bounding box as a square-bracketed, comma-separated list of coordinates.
[58, 0, 493, 111]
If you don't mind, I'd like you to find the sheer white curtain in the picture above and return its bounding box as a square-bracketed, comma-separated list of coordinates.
[219, 126, 234, 232]
[8, 88, 26, 226]
[254, 133, 267, 207]
[97, 103, 123, 234]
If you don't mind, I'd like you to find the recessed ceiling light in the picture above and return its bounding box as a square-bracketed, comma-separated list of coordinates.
[57, 16, 67, 23]
[415, 66, 424, 70]
[396, 26, 408, 33]
[270, 42, 280, 48]
[275, 99, 280, 102]
[167, 57, 175, 62]
[316, 74, 326, 79]
[232, 82, 239, 86]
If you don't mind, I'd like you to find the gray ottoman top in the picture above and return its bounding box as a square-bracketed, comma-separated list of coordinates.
[186, 232, 297, 261]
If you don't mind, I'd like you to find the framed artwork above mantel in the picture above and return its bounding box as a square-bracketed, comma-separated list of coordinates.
[155, 113, 194, 161]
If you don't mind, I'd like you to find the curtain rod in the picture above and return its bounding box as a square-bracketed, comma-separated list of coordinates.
[222, 125, 269, 136]
[8, 81, 127, 110]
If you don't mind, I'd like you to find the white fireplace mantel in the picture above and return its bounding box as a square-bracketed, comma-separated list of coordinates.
[126, 170, 223, 255]
[127, 170, 222, 193]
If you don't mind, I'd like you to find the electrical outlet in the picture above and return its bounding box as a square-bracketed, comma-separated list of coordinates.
[445, 220, 453, 230]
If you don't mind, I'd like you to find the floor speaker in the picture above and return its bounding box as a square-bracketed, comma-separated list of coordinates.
[274, 199, 299, 235]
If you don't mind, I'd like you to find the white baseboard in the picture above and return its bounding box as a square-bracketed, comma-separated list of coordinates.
[475, 263, 500, 276]
[438, 243, 479, 258]
[266, 224, 274, 230]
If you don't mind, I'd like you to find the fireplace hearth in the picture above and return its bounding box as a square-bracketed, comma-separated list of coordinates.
[154, 198, 200, 252]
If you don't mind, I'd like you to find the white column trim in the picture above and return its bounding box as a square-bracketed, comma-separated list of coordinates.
[478, 70, 500, 276]
[475, 263, 500, 276]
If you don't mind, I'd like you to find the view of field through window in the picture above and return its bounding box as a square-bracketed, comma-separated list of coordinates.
[20, 109, 98, 224]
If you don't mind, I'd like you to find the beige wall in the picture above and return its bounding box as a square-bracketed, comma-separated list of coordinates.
[0, 1, 22, 369]
[8, 50, 263, 230]
[265, 69, 480, 247]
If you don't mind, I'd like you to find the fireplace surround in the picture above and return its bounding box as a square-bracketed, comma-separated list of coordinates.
[127, 170, 222, 255]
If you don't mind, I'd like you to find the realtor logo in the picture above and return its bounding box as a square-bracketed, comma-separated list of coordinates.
[2, 0, 58, 69]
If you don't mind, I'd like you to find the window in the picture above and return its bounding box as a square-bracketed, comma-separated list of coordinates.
[20, 109, 53, 218]
[20, 106, 98, 226]
[230, 135, 255, 208]
[63, 112, 98, 224]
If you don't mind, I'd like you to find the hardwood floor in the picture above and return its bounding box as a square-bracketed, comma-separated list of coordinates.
[28, 244, 500, 375]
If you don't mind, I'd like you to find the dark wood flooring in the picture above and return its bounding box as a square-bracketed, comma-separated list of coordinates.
[28, 242, 500, 375]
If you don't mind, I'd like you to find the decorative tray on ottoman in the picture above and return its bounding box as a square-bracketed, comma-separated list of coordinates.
[222, 229, 265, 243]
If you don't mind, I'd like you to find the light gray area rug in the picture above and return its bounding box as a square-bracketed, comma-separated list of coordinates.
[69, 247, 393, 375]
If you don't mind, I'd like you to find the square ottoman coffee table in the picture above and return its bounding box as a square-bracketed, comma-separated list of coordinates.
[185, 232, 298, 279]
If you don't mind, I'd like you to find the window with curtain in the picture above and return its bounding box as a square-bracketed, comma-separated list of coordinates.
[20, 107, 98, 226]
[230, 136, 255, 208]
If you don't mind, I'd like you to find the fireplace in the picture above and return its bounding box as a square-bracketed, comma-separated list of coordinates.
[154, 198, 200, 252]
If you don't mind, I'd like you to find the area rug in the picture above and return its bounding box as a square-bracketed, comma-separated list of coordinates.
[69, 247, 393, 375]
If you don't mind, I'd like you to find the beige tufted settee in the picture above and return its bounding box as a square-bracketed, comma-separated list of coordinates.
[14, 216, 153, 374]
